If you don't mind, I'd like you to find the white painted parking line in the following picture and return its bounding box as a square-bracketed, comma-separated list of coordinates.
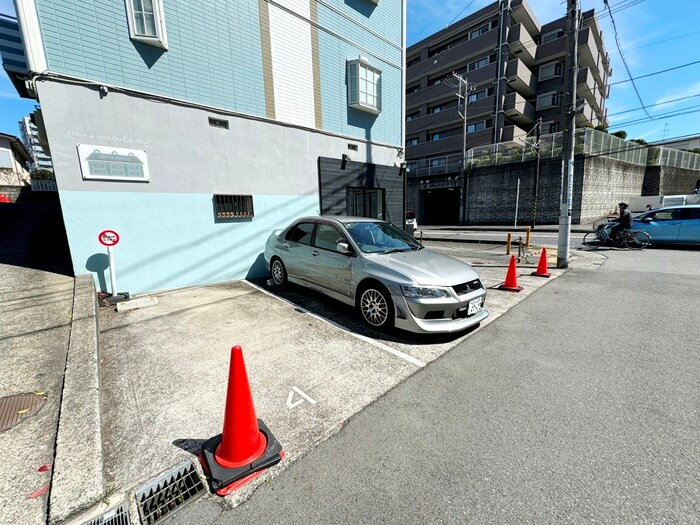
[244, 280, 427, 368]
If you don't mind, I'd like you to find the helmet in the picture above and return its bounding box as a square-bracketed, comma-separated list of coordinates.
[618, 202, 628, 208]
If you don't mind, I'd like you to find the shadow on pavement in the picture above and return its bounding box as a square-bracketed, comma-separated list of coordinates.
[248, 278, 477, 346]
[0, 190, 73, 276]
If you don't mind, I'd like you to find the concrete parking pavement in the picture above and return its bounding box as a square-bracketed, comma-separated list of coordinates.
[35, 240, 600, 525]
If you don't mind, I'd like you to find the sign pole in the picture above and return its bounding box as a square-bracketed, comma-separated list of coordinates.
[108, 246, 118, 297]
[98, 229, 128, 304]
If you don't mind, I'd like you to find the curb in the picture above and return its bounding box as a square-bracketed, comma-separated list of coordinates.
[49, 275, 104, 524]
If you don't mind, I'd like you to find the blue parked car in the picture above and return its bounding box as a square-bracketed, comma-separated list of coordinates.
[633, 204, 700, 244]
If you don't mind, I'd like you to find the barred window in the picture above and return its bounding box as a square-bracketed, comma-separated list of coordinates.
[214, 194, 254, 219]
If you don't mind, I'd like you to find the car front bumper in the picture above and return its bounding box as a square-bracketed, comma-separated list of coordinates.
[391, 291, 488, 334]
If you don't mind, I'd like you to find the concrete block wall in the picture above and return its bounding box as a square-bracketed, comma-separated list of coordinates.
[657, 166, 700, 196]
[579, 156, 646, 223]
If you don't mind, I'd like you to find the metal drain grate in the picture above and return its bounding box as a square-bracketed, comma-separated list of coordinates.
[0, 392, 47, 432]
[135, 461, 205, 525]
[84, 503, 130, 525]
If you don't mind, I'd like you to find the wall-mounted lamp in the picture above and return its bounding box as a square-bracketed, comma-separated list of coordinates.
[99, 85, 109, 98]
[341, 153, 350, 170]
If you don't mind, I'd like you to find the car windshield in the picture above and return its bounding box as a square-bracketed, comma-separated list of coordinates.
[345, 221, 423, 254]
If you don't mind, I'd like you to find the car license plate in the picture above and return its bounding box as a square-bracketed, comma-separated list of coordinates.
[467, 297, 483, 316]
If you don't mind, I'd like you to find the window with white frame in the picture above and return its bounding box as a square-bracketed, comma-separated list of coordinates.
[407, 137, 419, 146]
[430, 131, 447, 141]
[347, 58, 382, 115]
[430, 157, 446, 167]
[536, 91, 560, 110]
[539, 61, 562, 80]
[125, 0, 168, 49]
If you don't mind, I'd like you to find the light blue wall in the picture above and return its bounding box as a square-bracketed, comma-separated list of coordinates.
[34, 0, 403, 146]
[59, 191, 319, 293]
[318, 30, 402, 146]
[36, 0, 267, 117]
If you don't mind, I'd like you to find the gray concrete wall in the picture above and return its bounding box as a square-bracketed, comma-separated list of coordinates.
[36, 79, 402, 196]
[407, 154, 651, 225]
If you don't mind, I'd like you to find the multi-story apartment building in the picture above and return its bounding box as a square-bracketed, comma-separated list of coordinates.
[19, 113, 53, 172]
[405, 0, 611, 179]
[5, 0, 406, 293]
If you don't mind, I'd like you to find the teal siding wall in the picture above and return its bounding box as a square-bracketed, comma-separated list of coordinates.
[36, 0, 267, 117]
[318, 30, 402, 146]
[34, 0, 403, 146]
[59, 191, 319, 293]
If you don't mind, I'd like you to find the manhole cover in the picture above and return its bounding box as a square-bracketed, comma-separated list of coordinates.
[0, 392, 47, 432]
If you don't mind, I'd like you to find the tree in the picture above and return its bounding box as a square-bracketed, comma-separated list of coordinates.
[612, 130, 627, 139]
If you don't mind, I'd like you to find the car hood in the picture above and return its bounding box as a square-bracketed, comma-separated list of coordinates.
[368, 249, 479, 286]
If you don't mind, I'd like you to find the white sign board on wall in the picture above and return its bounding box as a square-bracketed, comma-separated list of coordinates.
[77, 144, 150, 182]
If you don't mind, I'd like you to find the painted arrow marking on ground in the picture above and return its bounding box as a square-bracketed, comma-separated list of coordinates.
[286, 386, 317, 409]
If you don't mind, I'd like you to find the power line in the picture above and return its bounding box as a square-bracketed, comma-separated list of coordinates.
[608, 59, 700, 86]
[603, 0, 652, 120]
[610, 106, 700, 129]
[607, 93, 700, 117]
[447, 0, 477, 27]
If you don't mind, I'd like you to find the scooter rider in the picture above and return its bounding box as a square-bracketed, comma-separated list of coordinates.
[610, 201, 632, 240]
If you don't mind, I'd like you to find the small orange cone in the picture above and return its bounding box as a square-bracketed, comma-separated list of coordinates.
[499, 255, 523, 292]
[531, 248, 551, 278]
[200, 345, 284, 496]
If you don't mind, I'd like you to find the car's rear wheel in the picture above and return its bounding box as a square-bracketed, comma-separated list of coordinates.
[270, 257, 287, 288]
[358, 284, 394, 329]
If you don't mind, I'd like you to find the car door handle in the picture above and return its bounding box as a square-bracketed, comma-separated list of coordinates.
[311, 250, 320, 256]
[282, 243, 290, 250]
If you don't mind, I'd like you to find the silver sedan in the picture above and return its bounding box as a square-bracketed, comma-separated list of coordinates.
[264, 216, 488, 334]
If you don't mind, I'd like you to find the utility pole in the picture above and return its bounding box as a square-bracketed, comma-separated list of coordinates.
[455, 72, 474, 225]
[530, 117, 542, 229]
[556, 0, 579, 269]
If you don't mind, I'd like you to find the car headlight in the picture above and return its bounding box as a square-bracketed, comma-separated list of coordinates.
[401, 285, 451, 298]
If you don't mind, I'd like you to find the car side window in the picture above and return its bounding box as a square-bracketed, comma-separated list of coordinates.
[681, 208, 700, 220]
[286, 222, 315, 245]
[650, 211, 674, 221]
[314, 224, 345, 251]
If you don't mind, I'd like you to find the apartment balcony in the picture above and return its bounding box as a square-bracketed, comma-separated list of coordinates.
[504, 92, 535, 124]
[576, 67, 602, 113]
[511, 0, 541, 36]
[578, 27, 607, 85]
[407, 29, 499, 80]
[536, 34, 565, 62]
[505, 58, 536, 97]
[407, 63, 498, 109]
[507, 23, 536, 67]
[468, 94, 496, 120]
[406, 109, 461, 135]
[500, 124, 528, 143]
[406, 134, 465, 159]
[575, 98, 598, 128]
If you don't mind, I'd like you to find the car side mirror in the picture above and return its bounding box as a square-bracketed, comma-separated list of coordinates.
[336, 242, 352, 255]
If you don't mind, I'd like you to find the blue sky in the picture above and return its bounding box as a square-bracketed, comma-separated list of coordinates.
[1, 0, 699, 144]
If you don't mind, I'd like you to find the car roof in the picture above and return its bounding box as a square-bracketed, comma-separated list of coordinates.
[643, 204, 700, 212]
[294, 215, 385, 224]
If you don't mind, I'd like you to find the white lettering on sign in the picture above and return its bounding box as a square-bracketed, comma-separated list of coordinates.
[286, 387, 316, 409]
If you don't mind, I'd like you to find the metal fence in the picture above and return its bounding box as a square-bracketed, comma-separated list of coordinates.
[652, 147, 700, 170]
[466, 128, 651, 168]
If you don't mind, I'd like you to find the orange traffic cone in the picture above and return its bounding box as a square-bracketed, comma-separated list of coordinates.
[531, 248, 551, 278]
[498, 255, 523, 292]
[200, 345, 284, 496]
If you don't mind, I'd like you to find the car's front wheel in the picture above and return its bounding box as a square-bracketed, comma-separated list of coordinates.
[358, 284, 394, 329]
[270, 257, 287, 288]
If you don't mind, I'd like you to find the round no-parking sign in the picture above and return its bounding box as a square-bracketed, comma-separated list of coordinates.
[98, 230, 120, 247]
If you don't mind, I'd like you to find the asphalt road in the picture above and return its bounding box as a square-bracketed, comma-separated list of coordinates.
[172, 246, 699, 524]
